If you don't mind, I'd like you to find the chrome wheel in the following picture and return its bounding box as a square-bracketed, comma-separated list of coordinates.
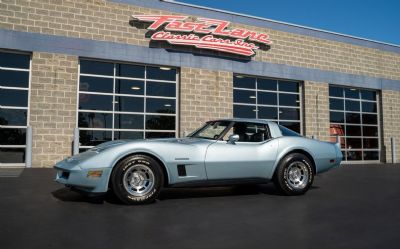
[123, 164, 155, 197]
[286, 161, 310, 190]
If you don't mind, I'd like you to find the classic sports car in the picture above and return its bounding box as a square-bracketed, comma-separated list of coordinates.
[54, 119, 342, 204]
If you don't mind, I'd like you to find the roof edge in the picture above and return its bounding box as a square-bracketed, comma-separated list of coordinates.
[160, 0, 400, 51]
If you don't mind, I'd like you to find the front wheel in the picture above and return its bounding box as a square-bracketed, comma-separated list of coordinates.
[273, 153, 314, 195]
[111, 155, 163, 204]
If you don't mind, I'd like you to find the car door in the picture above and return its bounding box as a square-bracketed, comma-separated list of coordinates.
[204, 122, 278, 180]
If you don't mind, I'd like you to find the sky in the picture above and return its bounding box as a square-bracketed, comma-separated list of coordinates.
[178, 0, 400, 45]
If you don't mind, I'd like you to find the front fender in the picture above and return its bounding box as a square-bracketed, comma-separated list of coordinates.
[84, 146, 172, 192]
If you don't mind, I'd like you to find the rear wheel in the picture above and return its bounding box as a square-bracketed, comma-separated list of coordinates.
[273, 153, 314, 195]
[111, 155, 163, 204]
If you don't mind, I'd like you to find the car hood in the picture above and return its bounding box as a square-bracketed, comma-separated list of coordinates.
[94, 137, 213, 150]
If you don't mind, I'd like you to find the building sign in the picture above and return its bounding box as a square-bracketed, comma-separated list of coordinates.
[131, 15, 272, 56]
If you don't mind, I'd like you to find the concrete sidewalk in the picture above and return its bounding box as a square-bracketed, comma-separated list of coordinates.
[0, 164, 399, 249]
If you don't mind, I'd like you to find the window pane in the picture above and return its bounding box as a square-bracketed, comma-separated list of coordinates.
[361, 90, 376, 101]
[0, 148, 25, 163]
[77, 61, 177, 147]
[233, 105, 256, 118]
[278, 81, 298, 92]
[279, 93, 299, 106]
[257, 91, 277, 105]
[330, 136, 345, 149]
[114, 131, 143, 140]
[78, 112, 112, 129]
[234, 89, 256, 104]
[345, 100, 360, 112]
[329, 86, 343, 97]
[80, 60, 113, 76]
[147, 66, 176, 81]
[345, 88, 360, 99]
[0, 52, 30, 69]
[0, 70, 29, 88]
[346, 151, 362, 161]
[330, 111, 344, 123]
[79, 94, 113, 111]
[346, 125, 361, 136]
[79, 76, 113, 93]
[346, 138, 362, 149]
[116, 64, 145, 78]
[258, 106, 278, 120]
[363, 126, 378, 137]
[115, 96, 144, 112]
[330, 124, 345, 136]
[279, 108, 299, 120]
[147, 81, 175, 97]
[362, 114, 377, 124]
[346, 113, 360, 124]
[115, 79, 144, 95]
[362, 102, 377, 113]
[146, 115, 175, 130]
[146, 98, 175, 114]
[79, 130, 112, 146]
[257, 78, 276, 91]
[0, 109, 27, 126]
[363, 151, 379, 160]
[330, 98, 344, 110]
[0, 128, 26, 145]
[0, 88, 28, 107]
[363, 138, 379, 149]
[145, 132, 175, 139]
[233, 75, 255, 89]
[114, 114, 144, 129]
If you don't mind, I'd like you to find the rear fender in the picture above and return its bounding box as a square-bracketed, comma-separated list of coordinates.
[268, 140, 317, 179]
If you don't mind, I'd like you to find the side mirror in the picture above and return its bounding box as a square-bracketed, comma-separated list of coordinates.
[228, 134, 240, 144]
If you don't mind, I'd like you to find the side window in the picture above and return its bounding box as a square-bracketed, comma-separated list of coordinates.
[279, 125, 300, 137]
[223, 122, 270, 142]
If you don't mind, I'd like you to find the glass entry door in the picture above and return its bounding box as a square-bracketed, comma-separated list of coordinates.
[0, 51, 31, 167]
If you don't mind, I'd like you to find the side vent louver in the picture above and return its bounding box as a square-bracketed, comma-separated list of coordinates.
[177, 165, 187, 176]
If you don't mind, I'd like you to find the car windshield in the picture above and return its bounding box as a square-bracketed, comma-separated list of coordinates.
[187, 121, 231, 140]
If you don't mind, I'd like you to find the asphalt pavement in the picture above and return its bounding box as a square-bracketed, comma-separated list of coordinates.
[0, 164, 399, 249]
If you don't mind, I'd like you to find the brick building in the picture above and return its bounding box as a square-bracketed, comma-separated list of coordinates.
[0, 0, 399, 167]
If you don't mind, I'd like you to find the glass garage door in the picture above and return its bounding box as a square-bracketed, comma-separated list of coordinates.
[78, 59, 178, 152]
[0, 51, 31, 166]
[329, 86, 380, 162]
[233, 75, 302, 133]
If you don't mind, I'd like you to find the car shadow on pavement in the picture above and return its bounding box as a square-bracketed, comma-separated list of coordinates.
[51, 183, 297, 204]
[51, 188, 120, 204]
[158, 183, 281, 200]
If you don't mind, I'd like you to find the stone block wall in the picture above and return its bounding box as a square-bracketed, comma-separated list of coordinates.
[303, 81, 330, 142]
[29, 52, 78, 167]
[381, 90, 400, 163]
[180, 68, 233, 136]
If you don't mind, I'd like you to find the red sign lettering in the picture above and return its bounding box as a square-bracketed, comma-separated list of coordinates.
[132, 15, 272, 56]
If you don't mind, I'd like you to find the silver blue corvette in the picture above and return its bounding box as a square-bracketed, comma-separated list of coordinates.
[55, 118, 342, 204]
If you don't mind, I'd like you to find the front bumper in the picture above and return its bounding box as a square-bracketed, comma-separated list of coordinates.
[54, 163, 112, 193]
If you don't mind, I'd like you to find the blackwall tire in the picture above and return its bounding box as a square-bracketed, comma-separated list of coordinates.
[111, 155, 163, 205]
[273, 153, 314, 195]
